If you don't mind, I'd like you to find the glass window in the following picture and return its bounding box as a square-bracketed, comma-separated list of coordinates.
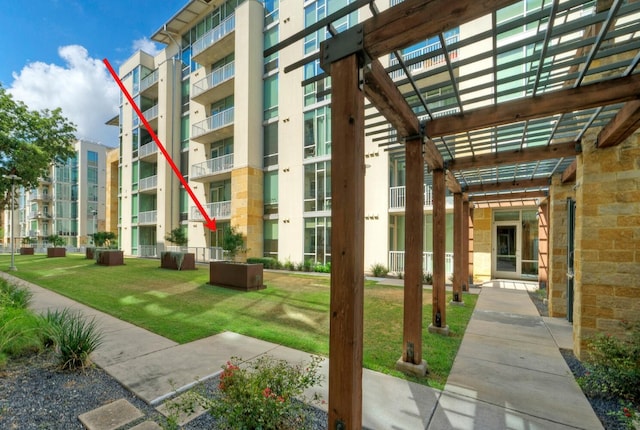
[303, 216, 331, 264]
[494, 210, 520, 221]
[303, 106, 331, 159]
[264, 75, 278, 120]
[263, 122, 278, 167]
[264, 171, 278, 214]
[304, 161, 331, 213]
[263, 219, 278, 257]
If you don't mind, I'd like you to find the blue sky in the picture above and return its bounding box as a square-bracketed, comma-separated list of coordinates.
[0, 0, 187, 146]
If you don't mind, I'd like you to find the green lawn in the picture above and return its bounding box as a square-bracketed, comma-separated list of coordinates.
[1, 253, 476, 389]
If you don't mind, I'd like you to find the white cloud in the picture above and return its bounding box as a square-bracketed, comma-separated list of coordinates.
[132, 37, 162, 57]
[8, 45, 119, 146]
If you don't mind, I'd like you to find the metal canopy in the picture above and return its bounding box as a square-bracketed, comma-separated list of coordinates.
[271, 0, 640, 203]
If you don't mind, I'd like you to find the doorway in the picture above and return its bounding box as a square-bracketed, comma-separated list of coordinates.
[492, 209, 539, 280]
[494, 223, 520, 278]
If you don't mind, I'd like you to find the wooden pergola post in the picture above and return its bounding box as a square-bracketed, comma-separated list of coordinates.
[396, 137, 427, 376]
[328, 53, 365, 430]
[462, 197, 470, 291]
[429, 168, 450, 335]
[452, 192, 464, 304]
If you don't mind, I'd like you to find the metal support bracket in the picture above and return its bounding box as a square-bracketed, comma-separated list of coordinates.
[319, 23, 370, 73]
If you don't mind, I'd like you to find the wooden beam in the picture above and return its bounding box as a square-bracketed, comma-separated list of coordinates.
[597, 100, 640, 148]
[465, 178, 550, 193]
[561, 159, 577, 184]
[363, 0, 519, 58]
[452, 192, 464, 302]
[426, 74, 640, 138]
[329, 53, 364, 430]
[469, 190, 546, 202]
[364, 62, 446, 171]
[429, 168, 449, 335]
[402, 138, 425, 366]
[446, 169, 462, 193]
[449, 141, 577, 171]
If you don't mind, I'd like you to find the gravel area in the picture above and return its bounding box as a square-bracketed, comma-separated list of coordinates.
[0, 351, 327, 429]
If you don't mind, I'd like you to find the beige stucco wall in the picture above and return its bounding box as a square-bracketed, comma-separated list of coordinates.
[471, 207, 492, 282]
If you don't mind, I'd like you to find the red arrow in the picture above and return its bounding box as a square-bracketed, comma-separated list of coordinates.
[104, 58, 216, 232]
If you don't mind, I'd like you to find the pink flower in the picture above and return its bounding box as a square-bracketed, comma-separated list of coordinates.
[262, 387, 272, 398]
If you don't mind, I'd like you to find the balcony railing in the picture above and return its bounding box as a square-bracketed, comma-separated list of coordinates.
[139, 175, 157, 192]
[140, 69, 159, 92]
[192, 14, 235, 57]
[192, 62, 235, 98]
[165, 246, 226, 262]
[30, 193, 51, 201]
[389, 185, 433, 209]
[191, 201, 231, 221]
[139, 210, 157, 224]
[139, 142, 158, 158]
[388, 251, 454, 276]
[389, 34, 459, 80]
[138, 245, 157, 257]
[142, 104, 158, 121]
[192, 107, 234, 138]
[191, 153, 234, 179]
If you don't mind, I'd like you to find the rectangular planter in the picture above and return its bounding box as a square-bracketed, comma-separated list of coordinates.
[47, 248, 66, 258]
[96, 250, 124, 266]
[209, 262, 265, 291]
[20, 248, 35, 255]
[86, 247, 95, 259]
[160, 252, 196, 270]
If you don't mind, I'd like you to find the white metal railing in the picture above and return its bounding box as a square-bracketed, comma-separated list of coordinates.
[389, 185, 433, 209]
[388, 251, 454, 276]
[192, 107, 234, 138]
[142, 104, 158, 121]
[138, 210, 157, 224]
[192, 14, 235, 57]
[191, 153, 234, 178]
[389, 34, 460, 80]
[139, 142, 158, 158]
[192, 62, 235, 98]
[140, 70, 159, 92]
[30, 193, 51, 201]
[139, 175, 157, 191]
[191, 201, 231, 221]
[165, 246, 226, 262]
[138, 245, 157, 257]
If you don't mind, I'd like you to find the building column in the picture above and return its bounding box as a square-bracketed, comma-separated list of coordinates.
[429, 168, 450, 335]
[396, 137, 427, 377]
[328, 53, 364, 430]
[538, 201, 549, 291]
[451, 192, 464, 304]
[468, 203, 475, 284]
[548, 175, 574, 317]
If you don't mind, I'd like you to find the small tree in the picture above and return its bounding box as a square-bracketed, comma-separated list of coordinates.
[165, 227, 188, 247]
[46, 234, 66, 248]
[223, 226, 247, 261]
[92, 231, 116, 248]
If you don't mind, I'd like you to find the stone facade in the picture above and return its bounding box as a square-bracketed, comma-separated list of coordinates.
[548, 176, 575, 318]
[471, 207, 492, 283]
[231, 166, 263, 259]
[573, 132, 640, 358]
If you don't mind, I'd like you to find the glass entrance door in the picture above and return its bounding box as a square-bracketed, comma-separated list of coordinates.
[494, 223, 520, 278]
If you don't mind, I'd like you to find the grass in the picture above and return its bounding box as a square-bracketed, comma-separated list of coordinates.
[1, 253, 477, 389]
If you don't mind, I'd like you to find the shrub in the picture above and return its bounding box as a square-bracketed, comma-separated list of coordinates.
[223, 226, 247, 261]
[302, 259, 314, 272]
[0, 279, 32, 309]
[46, 234, 66, 247]
[165, 227, 188, 247]
[193, 355, 324, 430]
[45, 309, 104, 370]
[246, 257, 278, 269]
[313, 262, 331, 273]
[0, 308, 43, 362]
[284, 260, 295, 271]
[578, 321, 640, 403]
[422, 272, 433, 285]
[370, 263, 389, 278]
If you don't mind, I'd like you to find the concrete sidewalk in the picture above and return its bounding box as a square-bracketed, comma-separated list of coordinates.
[3, 272, 603, 429]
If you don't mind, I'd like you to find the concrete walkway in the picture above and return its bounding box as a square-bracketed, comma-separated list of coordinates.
[2, 272, 603, 429]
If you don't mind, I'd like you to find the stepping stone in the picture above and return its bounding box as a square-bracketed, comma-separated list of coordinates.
[130, 421, 163, 430]
[78, 398, 144, 430]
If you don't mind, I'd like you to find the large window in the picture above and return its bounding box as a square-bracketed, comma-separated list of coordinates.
[264, 171, 278, 215]
[304, 217, 331, 264]
[264, 75, 278, 120]
[263, 122, 278, 167]
[264, 219, 278, 258]
[304, 161, 331, 213]
[303, 106, 331, 159]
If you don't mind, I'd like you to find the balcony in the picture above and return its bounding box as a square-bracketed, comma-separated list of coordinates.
[388, 251, 454, 276]
[140, 69, 159, 97]
[389, 185, 433, 210]
[191, 107, 234, 143]
[30, 193, 51, 202]
[389, 34, 459, 81]
[192, 62, 235, 106]
[142, 104, 159, 129]
[191, 153, 233, 182]
[192, 14, 235, 67]
[29, 212, 52, 220]
[139, 175, 157, 193]
[139, 142, 158, 161]
[139, 210, 157, 225]
[191, 201, 231, 222]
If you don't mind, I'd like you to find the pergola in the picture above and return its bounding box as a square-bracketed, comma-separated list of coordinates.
[268, 0, 640, 427]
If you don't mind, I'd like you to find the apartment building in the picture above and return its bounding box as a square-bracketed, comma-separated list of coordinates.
[110, 0, 469, 275]
[1, 139, 109, 248]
